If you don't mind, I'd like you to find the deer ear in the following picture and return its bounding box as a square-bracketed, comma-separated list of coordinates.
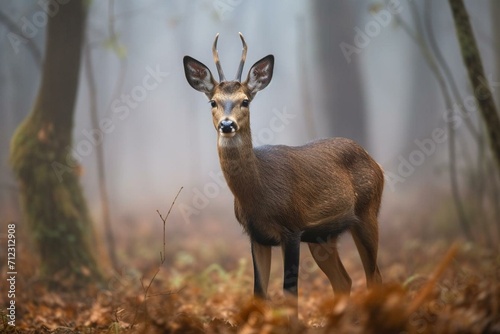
[244, 55, 274, 97]
[183, 56, 217, 96]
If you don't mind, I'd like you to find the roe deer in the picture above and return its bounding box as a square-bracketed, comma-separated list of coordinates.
[183, 33, 383, 307]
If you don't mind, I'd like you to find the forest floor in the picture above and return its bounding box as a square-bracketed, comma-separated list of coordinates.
[1, 212, 500, 333]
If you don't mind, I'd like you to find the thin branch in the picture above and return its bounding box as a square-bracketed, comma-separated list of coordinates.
[130, 187, 183, 329]
[105, 0, 129, 109]
[108, 0, 117, 41]
[423, 0, 479, 140]
[84, 40, 119, 271]
[425, 0, 499, 245]
[157, 186, 184, 263]
[0, 10, 42, 67]
[393, 2, 473, 239]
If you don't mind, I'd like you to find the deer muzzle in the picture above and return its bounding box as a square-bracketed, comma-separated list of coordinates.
[218, 119, 238, 136]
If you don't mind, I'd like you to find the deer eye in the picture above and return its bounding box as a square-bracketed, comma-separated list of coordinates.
[210, 100, 217, 108]
[241, 100, 249, 108]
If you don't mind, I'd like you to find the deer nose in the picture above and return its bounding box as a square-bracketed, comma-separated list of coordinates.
[218, 119, 238, 134]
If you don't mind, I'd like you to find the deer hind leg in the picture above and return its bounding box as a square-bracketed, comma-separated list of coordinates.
[350, 215, 382, 288]
[308, 240, 352, 295]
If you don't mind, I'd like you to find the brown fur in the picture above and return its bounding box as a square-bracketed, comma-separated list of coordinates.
[219, 130, 383, 246]
[183, 37, 383, 300]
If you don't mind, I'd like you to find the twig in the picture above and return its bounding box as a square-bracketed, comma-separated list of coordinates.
[157, 186, 184, 263]
[130, 187, 183, 328]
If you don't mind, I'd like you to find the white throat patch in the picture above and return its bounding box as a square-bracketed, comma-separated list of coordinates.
[218, 134, 243, 148]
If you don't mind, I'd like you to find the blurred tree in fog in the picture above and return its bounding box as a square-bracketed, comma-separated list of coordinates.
[0, 3, 42, 220]
[449, 0, 500, 176]
[448, 0, 500, 244]
[312, 1, 368, 148]
[404, 1, 442, 146]
[494, 0, 500, 109]
[9, 0, 102, 287]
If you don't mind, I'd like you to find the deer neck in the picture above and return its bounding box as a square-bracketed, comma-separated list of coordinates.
[217, 130, 261, 202]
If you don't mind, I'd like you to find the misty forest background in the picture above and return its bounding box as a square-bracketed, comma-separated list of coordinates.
[0, 0, 499, 332]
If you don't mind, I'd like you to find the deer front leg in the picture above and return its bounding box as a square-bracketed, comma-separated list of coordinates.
[251, 240, 271, 299]
[281, 236, 301, 298]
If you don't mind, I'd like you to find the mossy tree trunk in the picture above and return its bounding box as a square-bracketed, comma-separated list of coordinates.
[10, 0, 102, 288]
[449, 0, 500, 178]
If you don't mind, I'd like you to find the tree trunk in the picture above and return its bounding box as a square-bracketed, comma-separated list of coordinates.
[311, 0, 368, 148]
[492, 0, 500, 111]
[10, 0, 102, 288]
[448, 0, 500, 178]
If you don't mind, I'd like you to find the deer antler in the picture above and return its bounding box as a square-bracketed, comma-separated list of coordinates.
[212, 33, 226, 82]
[235, 32, 247, 82]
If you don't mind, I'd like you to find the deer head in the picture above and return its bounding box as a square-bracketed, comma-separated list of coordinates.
[183, 33, 274, 138]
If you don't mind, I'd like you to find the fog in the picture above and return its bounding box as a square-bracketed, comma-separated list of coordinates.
[1, 0, 498, 238]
